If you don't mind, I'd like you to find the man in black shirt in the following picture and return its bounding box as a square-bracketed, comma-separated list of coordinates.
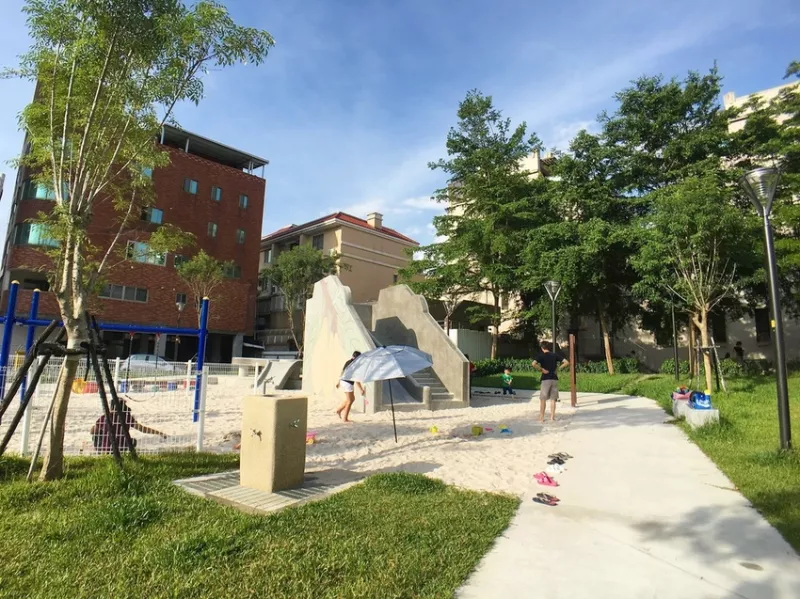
[532, 342, 570, 423]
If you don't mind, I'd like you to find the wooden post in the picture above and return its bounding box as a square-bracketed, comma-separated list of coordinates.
[569, 332, 577, 407]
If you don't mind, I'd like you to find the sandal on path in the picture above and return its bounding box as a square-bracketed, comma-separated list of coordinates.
[532, 496, 558, 506]
[536, 492, 559, 503]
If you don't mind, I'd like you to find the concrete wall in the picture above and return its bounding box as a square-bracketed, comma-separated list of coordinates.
[302, 275, 380, 413]
[449, 328, 492, 362]
[373, 284, 469, 404]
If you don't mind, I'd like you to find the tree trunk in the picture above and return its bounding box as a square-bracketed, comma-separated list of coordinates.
[695, 309, 714, 392]
[598, 310, 615, 375]
[39, 315, 87, 481]
[490, 293, 500, 359]
[286, 303, 301, 354]
[443, 314, 451, 335]
[688, 322, 697, 378]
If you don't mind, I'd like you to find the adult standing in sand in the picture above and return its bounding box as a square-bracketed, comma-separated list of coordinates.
[532, 341, 570, 423]
[336, 351, 365, 423]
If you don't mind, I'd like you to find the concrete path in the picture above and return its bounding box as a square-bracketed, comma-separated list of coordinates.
[458, 393, 800, 599]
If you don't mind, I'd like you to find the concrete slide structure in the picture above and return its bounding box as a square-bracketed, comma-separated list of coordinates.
[302, 276, 469, 412]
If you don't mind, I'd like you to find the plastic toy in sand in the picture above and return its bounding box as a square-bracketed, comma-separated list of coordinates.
[430, 426, 439, 434]
[306, 431, 318, 445]
[471, 426, 483, 437]
[499, 425, 512, 434]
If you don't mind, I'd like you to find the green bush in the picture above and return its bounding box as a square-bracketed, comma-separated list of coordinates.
[660, 358, 691, 376]
[575, 357, 640, 374]
[473, 358, 536, 377]
[660, 357, 772, 378]
[473, 356, 640, 376]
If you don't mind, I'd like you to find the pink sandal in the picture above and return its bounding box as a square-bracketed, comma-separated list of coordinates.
[534, 472, 559, 487]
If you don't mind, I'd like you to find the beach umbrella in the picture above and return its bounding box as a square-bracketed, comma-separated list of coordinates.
[342, 345, 433, 442]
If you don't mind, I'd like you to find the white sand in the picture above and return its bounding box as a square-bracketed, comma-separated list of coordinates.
[4, 376, 576, 496]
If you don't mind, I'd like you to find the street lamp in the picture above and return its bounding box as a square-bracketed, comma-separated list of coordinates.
[544, 280, 562, 349]
[740, 166, 791, 450]
[174, 300, 186, 362]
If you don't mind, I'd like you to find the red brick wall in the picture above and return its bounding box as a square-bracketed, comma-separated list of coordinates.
[5, 146, 265, 334]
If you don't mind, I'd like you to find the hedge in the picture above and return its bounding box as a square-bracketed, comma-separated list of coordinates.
[473, 357, 641, 377]
[659, 357, 773, 378]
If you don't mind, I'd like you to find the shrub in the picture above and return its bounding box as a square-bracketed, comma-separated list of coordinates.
[660, 358, 691, 376]
[660, 357, 773, 378]
[473, 357, 640, 376]
[575, 358, 641, 374]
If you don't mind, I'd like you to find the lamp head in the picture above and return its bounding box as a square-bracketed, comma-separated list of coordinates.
[176, 301, 186, 312]
[544, 280, 562, 301]
[740, 167, 781, 216]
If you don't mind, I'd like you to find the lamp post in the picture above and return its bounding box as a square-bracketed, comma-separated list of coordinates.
[174, 300, 186, 363]
[740, 167, 791, 450]
[671, 300, 680, 381]
[544, 280, 562, 349]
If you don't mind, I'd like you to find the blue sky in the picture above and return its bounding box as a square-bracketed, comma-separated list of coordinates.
[0, 0, 798, 247]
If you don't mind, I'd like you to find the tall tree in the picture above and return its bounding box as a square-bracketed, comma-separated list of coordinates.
[8, 0, 273, 480]
[522, 131, 639, 373]
[398, 244, 476, 334]
[176, 250, 231, 325]
[632, 173, 761, 390]
[425, 90, 544, 357]
[261, 244, 345, 354]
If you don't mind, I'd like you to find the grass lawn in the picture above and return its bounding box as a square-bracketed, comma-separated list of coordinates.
[477, 370, 800, 552]
[0, 454, 518, 599]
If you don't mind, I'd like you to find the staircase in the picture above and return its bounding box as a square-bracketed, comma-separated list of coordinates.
[411, 368, 454, 403]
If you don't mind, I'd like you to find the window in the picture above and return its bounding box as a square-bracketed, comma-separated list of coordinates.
[176, 292, 187, 305]
[224, 264, 242, 279]
[14, 223, 58, 247]
[266, 248, 273, 264]
[183, 178, 198, 194]
[393, 274, 398, 284]
[126, 241, 166, 266]
[710, 312, 727, 343]
[100, 284, 148, 303]
[140, 207, 163, 225]
[755, 308, 771, 343]
[239, 194, 248, 209]
[208, 222, 218, 238]
[21, 180, 57, 201]
[236, 229, 246, 244]
[21, 278, 50, 291]
[312, 234, 324, 250]
[142, 167, 153, 179]
[173, 254, 187, 268]
[211, 186, 222, 202]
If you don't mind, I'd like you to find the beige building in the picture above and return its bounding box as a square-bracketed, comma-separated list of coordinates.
[723, 81, 798, 133]
[257, 212, 418, 349]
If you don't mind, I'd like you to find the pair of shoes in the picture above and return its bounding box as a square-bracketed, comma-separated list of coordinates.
[548, 457, 565, 465]
[548, 452, 572, 461]
[534, 472, 558, 487]
[533, 493, 559, 506]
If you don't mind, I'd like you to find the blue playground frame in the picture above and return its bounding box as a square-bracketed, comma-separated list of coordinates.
[0, 281, 210, 422]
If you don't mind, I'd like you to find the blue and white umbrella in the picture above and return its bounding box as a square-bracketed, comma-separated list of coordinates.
[342, 345, 433, 442]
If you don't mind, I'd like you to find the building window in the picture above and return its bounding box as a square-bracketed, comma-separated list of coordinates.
[755, 308, 771, 343]
[100, 284, 148, 303]
[208, 222, 218, 238]
[21, 180, 57, 201]
[173, 254, 187, 268]
[211, 186, 222, 202]
[239, 194, 248, 209]
[312, 234, 324, 250]
[142, 167, 153, 179]
[236, 229, 246, 244]
[126, 240, 166, 266]
[710, 312, 727, 343]
[140, 207, 163, 225]
[183, 178, 198, 194]
[176, 292, 188, 305]
[267, 248, 273, 264]
[14, 223, 58, 247]
[224, 264, 242, 279]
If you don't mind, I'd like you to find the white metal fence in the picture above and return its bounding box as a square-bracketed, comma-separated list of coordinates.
[0, 358, 257, 457]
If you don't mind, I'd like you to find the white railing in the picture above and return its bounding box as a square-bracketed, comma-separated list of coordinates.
[0, 357, 256, 457]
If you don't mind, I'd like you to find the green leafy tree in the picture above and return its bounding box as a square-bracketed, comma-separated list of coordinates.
[632, 173, 761, 390]
[522, 131, 639, 373]
[427, 90, 545, 357]
[7, 0, 273, 480]
[398, 244, 477, 334]
[176, 250, 232, 325]
[728, 60, 800, 310]
[261, 244, 345, 354]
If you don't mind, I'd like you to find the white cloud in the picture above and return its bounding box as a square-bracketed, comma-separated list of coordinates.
[400, 195, 439, 210]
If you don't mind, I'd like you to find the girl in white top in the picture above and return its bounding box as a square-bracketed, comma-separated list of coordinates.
[335, 351, 365, 422]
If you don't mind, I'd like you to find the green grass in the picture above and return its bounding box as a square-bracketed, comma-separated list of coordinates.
[0, 454, 519, 599]
[473, 371, 643, 394]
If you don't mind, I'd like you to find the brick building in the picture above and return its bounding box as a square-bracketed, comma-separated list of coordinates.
[0, 125, 267, 362]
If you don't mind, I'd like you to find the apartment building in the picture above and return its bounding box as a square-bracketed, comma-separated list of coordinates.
[258, 212, 418, 349]
[1, 125, 267, 362]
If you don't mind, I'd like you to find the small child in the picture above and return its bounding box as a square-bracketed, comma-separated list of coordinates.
[501, 368, 516, 396]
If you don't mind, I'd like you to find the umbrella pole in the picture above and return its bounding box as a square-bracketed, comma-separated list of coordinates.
[389, 382, 398, 443]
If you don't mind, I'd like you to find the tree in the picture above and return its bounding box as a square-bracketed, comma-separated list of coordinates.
[176, 250, 231, 325]
[8, 0, 273, 480]
[632, 173, 761, 390]
[398, 243, 476, 334]
[427, 90, 545, 358]
[521, 131, 639, 374]
[261, 244, 344, 354]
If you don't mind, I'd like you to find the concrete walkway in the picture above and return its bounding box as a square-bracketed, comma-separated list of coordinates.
[458, 393, 800, 599]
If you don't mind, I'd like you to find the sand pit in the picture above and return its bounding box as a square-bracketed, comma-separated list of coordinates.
[3, 373, 575, 496]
